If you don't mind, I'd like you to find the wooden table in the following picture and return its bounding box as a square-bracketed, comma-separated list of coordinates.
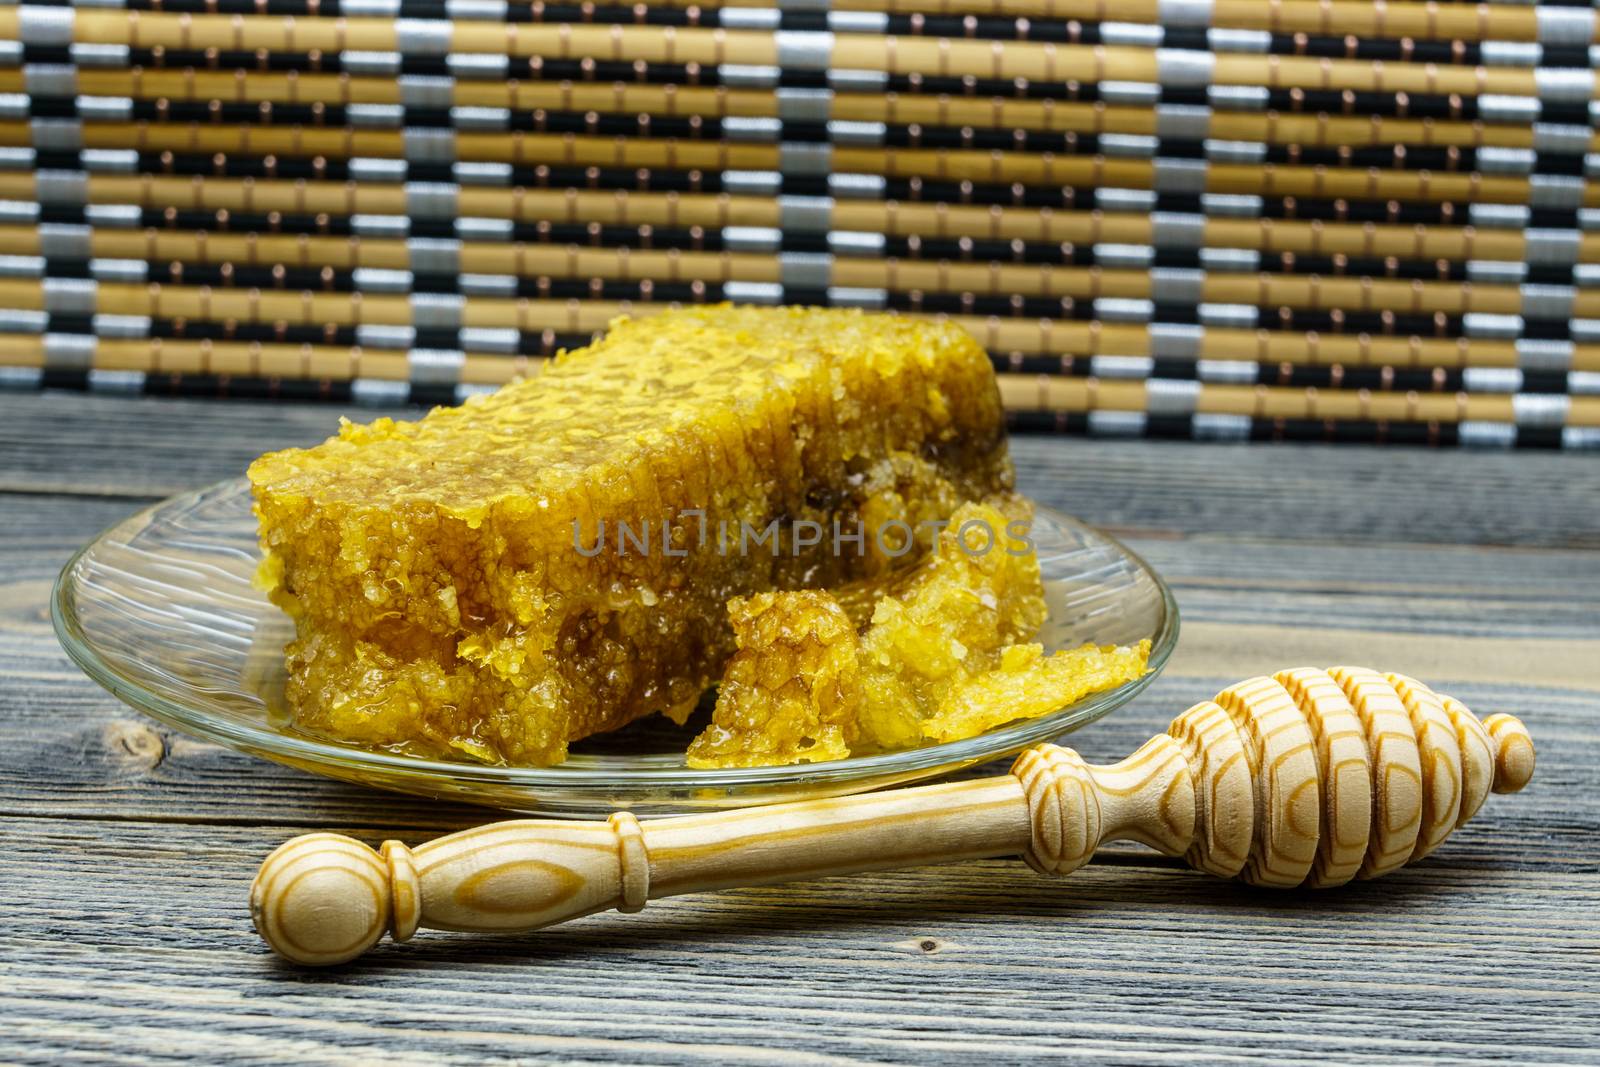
[3, 391, 1597, 1065]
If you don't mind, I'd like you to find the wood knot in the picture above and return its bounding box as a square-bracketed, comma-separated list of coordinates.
[105, 720, 165, 769]
[1010, 743, 1100, 877]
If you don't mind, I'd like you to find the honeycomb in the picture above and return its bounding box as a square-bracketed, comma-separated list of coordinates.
[687, 500, 1151, 767]
[249, 304, 1012, 764]
[854, 499, 1047, 752]
[685, 591, 862, 769]
[921, 640, 1152, 744]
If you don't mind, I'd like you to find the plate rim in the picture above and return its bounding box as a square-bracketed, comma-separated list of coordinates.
[52, 477, 1179, 789]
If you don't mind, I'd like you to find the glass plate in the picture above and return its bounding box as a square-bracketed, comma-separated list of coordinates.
[53, 479, 1178, 817]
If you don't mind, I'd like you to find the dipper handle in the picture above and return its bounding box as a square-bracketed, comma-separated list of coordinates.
[252, 668, 1534, 965]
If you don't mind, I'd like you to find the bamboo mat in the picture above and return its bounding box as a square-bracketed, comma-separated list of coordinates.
[1, 2, 1598, 447]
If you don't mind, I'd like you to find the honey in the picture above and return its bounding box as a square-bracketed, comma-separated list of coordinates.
[687, 501, 1150, 767]
[250, 305, 1012, 764]
[921, 640, 1151, 744]
[853, 499, 1047, 752]
[686, 591, 862, 769]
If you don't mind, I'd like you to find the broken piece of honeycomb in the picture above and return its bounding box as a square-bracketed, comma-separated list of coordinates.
[685, 591, 861, 769]
[854, 499, 1046, 752]
[249, 304, 1012, 765]
[920, 640, 1152, 744]
[688, 500, 1150, 768]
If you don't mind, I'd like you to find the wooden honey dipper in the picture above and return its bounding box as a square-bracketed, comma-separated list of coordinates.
[252, 667, 1535, 965]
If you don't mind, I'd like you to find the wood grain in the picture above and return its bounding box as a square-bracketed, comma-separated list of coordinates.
[4, 818, 1596, 1065]
[0, 391, 1596, 1063]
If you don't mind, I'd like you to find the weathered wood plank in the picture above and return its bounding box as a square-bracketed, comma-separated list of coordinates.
[0, 392, 393, 501]
[2, 817, 1596, 1066]
[2, 391, 1598, 547]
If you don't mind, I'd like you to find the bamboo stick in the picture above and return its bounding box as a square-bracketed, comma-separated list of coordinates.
[11, 72, 1586, 155]
[2, 264, 1590, 318]
[0, 125, 1571, 206]
[10, 312, 1600, 375]
[567, 0, 1550, 44]
[3, 223, 1579, 283]
[0, 11, 1577, 96]
[996, 374, 1600, 425]
[0, 176, 1563, 262]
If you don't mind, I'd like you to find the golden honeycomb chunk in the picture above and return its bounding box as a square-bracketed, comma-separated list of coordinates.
[688, 500, 1150, 768]
[854, 499, 1045, 752]
[249, 305, 1012, 765]
[685, 591, 861, 769]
